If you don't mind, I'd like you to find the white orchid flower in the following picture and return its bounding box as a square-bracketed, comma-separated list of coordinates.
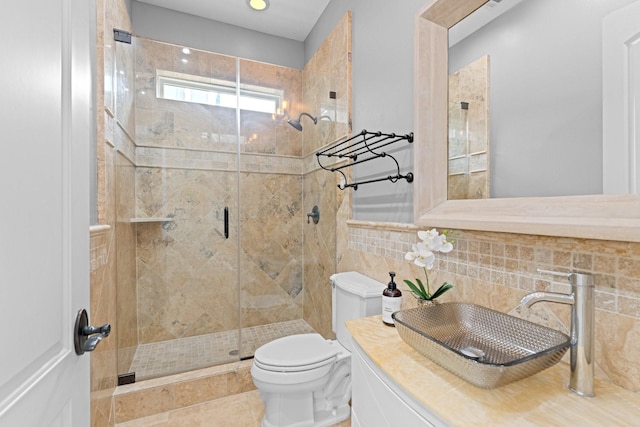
[404, 242, 435, 269]
[438, 238, 453, 253]
[417, 229, 438, 241]
[418, 229, 453, 253]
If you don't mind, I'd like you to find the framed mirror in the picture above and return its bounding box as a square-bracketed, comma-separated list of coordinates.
[413, 0, 640, 242]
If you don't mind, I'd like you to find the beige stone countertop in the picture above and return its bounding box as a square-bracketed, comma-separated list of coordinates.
[346, 315, 640, 427]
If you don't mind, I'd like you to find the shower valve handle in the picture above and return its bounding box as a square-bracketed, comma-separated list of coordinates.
[307, 206, 320, 224]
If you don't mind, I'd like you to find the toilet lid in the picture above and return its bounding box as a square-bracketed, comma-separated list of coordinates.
[253, 333, 337, 372]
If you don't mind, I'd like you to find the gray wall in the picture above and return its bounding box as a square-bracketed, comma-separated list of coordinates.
[307, 0, 425, 223]
[131, 1, 304, 69]
[450, 0, 636, 198]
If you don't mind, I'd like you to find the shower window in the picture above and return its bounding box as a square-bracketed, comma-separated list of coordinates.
[156, 69, 283, 114]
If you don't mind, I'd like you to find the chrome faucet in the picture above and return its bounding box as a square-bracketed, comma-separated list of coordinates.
[519, 269, 595, 397]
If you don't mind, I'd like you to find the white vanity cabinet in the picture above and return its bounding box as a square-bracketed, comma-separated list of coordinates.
[351, 338, 450, 427]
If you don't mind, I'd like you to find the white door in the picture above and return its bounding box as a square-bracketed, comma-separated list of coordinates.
[603, 0, 640, 194]
[0, 0, 93, 425]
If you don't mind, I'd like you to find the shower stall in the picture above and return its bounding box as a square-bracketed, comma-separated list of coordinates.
[112, 36, 341, 382]
[447, 55, 490, 200]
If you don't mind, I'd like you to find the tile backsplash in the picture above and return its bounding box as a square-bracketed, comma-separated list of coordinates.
[349, 225, 640, 319]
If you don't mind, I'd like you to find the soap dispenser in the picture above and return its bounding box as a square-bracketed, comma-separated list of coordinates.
[382, 271, 402, 326]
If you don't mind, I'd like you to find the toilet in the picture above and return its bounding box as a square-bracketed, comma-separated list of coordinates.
[251, 271, 386, 427]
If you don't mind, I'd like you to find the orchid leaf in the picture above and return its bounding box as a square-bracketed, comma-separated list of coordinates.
[404, 279, 427, 299]
[430, 282, 453, 300]
[415, 278, 428, 297]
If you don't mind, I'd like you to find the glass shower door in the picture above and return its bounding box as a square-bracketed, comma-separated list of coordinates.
[116, 38, 242, 381]
[236, 58, 314, 358]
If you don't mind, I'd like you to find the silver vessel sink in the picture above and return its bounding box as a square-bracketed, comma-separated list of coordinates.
[392, 302, 570, 389]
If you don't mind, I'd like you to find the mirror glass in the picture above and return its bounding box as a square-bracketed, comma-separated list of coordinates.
[447, 0, 636, 199]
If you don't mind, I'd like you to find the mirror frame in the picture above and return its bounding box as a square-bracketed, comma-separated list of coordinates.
[413, 0, 640, 242]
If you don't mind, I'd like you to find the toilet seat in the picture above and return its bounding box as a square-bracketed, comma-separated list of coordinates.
[253, 333, 337, 373]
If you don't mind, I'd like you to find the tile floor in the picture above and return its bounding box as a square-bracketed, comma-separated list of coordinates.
[130, 320, 316, 379]
[115, 390, 352, 427]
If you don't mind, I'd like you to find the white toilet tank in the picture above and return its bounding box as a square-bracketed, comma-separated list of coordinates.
[331, 271, 386, 351]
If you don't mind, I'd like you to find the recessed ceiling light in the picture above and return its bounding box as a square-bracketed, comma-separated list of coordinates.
[247, 0, 270, 12]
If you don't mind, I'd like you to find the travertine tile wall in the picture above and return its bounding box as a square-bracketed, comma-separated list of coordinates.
[302, 167, 337, 338]
[302, 12, 352, 337]
[302, 13, 352, 157]
[339, 223, 640, 392]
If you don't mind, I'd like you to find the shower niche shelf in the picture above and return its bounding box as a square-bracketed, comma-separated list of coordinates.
[316, 129, 414, 190]
[119, 217, 175, 223]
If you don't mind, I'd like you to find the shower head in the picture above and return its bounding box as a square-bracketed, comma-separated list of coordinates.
[287, 112, 317, 131]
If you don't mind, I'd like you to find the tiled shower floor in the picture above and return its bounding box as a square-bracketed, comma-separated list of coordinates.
[129, 319, 316, 380]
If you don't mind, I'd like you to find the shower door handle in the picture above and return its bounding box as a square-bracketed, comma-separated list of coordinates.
[224, 206, 229, 239]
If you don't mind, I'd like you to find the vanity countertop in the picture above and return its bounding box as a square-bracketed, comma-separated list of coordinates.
[346, 315, 640, 426]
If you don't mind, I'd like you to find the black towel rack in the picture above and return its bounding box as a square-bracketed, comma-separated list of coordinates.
[316, 129, 414, 190]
